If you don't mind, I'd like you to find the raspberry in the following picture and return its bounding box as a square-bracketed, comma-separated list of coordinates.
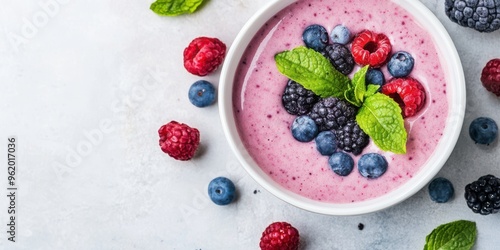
[335, 120, 369, 155]
[158, 121, 200, 161]
[351, 30, 392, 68]
[322, 44, 355, 75]
[309, 97, 357, 131]
[282, 80, 320, 115]
[481, 58, 500, 96]
[183, 37, 226, 76]
[464, 175, 500, 215]
[445, 0, 500, 33]
[381, 77, 426, 118]
[259, 222, 300, 250]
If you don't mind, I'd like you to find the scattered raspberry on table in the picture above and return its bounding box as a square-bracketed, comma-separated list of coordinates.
[260, 222, 300, 250]
[183, 37, 226, 76]
[158, 121, 200, 161]
[481, 58, 500, 96]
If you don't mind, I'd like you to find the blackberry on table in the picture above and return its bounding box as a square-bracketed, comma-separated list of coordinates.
[445, 0, 500, 32]
[335, 120, 369, 155]
[309, 97, 357, 131]
[464, 174, 500, 215]
[282, 79, 320, 115]
[323, 44, 355, 75]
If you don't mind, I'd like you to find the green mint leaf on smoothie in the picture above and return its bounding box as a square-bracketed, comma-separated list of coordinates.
[150, 0, 205, 16]
[365, 84, 380, 97]
[344, 85, 362, 107]
[275, 46, 351, 98]
[344, 66, 368, 107]
[353, 65, 369, 103]
[424, 220, 476, 250]
[356, 93, 407, 154]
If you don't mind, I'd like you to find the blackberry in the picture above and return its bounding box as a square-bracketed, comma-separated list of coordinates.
[445, 0, 500, 32]
[335, 120, 369, 155]
[309, 97, 357, 131]
[282, 79, 320, 115]
[323, 44, 355, 75]
[464, 174, 500, 215]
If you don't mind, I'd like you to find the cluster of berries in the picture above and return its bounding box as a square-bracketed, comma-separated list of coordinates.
[283, 24, 428, 178]
[159, 37, 227, 161]
[427, 117, 498, 214]
[157, 37, 238, 207]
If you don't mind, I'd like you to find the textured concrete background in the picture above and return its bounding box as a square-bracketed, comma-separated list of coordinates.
[0, 0, 499, 249]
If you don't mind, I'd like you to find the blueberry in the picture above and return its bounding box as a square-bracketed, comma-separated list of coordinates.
[330, 24, 351, 45]
[188, 80, 216, 107]
[387, 51, 414, 77]
[358, 153, 388, 179]
[366, 68, 385, 87]
[208, 177, 236, 205]
[428, 177, 454, 203]
[315, 131, 337, 156]
[328, 152, 354, 176]
[291, 115, 318, 142]
[469, 117, 498, 145]
[302, 24, 329, 52]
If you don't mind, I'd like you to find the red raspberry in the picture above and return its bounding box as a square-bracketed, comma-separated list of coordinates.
[351, 30, 392, 68]
[481, 58, 500, 96]
[259, 222, 300, 250]
[381, 77, 426, 118]
[183, 37, 226, 76]
[158, 121, 200, 161]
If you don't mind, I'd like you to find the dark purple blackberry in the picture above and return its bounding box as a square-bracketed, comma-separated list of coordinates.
[308, 97, 357, 131]
[334, 120, 369, 155]
[465, 174, 500, 215]
[282, 79, 320, 115]
[445, 0, 500, 32]
[322, 43, 355, 75]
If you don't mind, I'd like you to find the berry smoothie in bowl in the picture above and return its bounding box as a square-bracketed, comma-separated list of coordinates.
[219, 0, 465, 215]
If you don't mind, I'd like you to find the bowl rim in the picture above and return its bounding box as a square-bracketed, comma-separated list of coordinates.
[219, 0, 466, 215]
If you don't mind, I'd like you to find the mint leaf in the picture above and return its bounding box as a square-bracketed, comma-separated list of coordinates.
[365, 84, 380, 97]
[343, 65, 368, 107]
[353, 65, 369, 103]
[424, 220, 476, 250]
[344, 85, 361, 107]
[275, 46, 351, 98]
[150, 0, 205, 16]
[356, 93, 407, 154]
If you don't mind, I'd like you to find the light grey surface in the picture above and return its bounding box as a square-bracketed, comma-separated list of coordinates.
[0, 0, 499, 249]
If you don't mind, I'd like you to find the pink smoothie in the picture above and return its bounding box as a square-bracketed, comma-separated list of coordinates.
[233, 0, 448, 203]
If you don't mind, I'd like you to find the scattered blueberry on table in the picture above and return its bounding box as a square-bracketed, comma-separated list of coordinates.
[208, 177, 236, 206]
[428, 177, 454, 203]
[188, 80, 216, 108]
[469, 117, 498, 145]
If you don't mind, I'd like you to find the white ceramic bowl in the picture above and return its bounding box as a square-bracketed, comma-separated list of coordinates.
[219, 0, 465, 215]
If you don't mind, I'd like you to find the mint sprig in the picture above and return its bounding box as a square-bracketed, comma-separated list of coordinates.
[150, 0, 205, 16]
[424, 220, 476, 250]
[344, 65, 369, 107]
[275, 47, 351, 98]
